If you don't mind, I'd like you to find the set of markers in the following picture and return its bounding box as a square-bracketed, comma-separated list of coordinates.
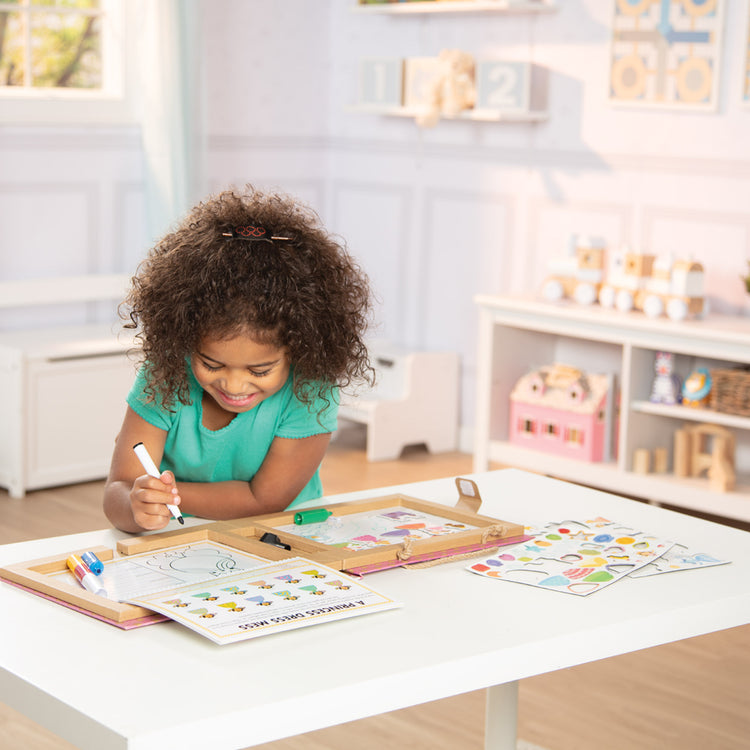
[66, 551, 108, 598]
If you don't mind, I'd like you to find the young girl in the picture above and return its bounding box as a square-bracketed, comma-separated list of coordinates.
[104, 187, 373, 533]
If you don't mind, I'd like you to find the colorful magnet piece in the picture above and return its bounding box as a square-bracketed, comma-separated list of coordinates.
[539, 575, 570, 587]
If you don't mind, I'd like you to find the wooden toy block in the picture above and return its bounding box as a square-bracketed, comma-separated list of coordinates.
[633, 448, 651, 474]
[653, 447, 669, 474]
[672, 423, 736, 492]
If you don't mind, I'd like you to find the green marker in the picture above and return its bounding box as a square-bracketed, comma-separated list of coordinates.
[294, 508, 333, 525]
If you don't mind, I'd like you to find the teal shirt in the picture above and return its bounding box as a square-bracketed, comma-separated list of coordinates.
[127, 366, 338, 510]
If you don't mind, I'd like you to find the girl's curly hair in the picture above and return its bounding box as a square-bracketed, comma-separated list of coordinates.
[123, 186, 374, 411]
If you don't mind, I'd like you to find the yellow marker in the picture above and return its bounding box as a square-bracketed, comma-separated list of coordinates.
[66, 554, 108, 597]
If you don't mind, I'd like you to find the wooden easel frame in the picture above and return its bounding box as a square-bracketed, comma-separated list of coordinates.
[244, 484, 524, 571]
[0, 480, 523, 623]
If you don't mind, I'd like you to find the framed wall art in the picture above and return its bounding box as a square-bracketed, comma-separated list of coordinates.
[609, 0, 725, 110]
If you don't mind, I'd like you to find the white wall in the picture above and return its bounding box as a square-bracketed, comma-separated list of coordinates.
[2, 0, 749, 444]
[200, 0, 750, 440]
[0, 126, 145, 330]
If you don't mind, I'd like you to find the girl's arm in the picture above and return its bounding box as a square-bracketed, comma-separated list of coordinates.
[104, 406, 332, 531]
[175, 432, 331, 520]
[103, 407, 178, 533]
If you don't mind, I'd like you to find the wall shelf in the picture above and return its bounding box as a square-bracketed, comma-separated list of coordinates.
[354, 1, 557, 15]
[473, 294, 750, 524]
[630, 401, 750, 432]
[350, 105, 548, 123]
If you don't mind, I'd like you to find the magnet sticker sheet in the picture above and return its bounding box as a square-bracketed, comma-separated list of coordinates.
[467, 517, 674, 596]
[630, 543, 729, 577]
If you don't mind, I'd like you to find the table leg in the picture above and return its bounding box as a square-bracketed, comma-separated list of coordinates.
[484, 681, 519, 750]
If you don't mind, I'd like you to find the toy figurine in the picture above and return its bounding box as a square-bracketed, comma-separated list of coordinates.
[599, 249, 705, 320]
[416, 49, 476, 128]
[650, 352, 681, 405]
[682, 367, 712, 407]
[541, 234, 606, 306]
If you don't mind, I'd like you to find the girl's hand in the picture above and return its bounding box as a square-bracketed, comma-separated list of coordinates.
[130, 471, 181, 531]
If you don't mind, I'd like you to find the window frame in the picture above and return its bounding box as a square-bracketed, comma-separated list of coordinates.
[0, 0, 137, 125]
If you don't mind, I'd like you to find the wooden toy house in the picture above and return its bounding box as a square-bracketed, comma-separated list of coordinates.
[509, 364, 612, 462]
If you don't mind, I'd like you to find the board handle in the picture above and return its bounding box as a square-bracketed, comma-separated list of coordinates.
[454, 477, 482, 514]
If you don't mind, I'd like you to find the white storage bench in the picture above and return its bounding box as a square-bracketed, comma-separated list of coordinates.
[338, 341, 460, 461]
[0, 275, 136, 498]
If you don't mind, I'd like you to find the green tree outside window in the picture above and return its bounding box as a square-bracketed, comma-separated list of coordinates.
[0, 1, 103, 90]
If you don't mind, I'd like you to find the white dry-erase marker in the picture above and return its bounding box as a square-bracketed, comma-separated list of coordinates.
[67, 554, 108, 598]
[132, 442, 184, 524]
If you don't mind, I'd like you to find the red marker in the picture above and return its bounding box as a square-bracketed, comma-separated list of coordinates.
[67, 554, 108, 597]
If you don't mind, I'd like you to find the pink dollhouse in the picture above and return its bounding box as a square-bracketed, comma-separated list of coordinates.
[509, 364, 612, 462]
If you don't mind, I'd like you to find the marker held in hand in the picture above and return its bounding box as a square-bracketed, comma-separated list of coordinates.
[132, 442, 184, 525]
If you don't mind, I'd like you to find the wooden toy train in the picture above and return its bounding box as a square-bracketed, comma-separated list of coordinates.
[541, 235, 705, 321]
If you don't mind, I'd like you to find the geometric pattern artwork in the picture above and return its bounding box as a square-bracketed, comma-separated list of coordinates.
[610, 0, 725, 109]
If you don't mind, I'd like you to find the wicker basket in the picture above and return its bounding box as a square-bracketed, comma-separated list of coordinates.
[710, 368, 750, 417]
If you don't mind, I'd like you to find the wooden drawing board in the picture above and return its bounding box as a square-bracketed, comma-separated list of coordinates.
[0, 481, 524, 622]
[0, 526, 301, 624]
[0, 544, 144, 623]
[246, 487, 524, 571]
[114, 520, 326, 561]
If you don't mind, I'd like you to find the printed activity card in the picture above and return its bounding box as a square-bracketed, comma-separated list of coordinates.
[124, 557, 401, 644]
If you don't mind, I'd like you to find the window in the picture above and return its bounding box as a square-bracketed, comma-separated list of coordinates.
[519, 417, 536, 436]
[0, 0, 134, 124]
[564, 426, 584, 446]
[1, 0, 104, 90]
[543, 422, 559, 438]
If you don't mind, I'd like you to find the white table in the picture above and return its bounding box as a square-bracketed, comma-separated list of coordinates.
[1, 469, 749, 750]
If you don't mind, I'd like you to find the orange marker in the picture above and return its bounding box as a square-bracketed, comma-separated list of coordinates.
[66, 554, 108, 597]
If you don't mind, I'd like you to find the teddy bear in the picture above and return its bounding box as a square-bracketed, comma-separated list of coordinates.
[416, 49, 476, 128]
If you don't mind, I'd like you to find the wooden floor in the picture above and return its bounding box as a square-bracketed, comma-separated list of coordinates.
[1, 424, 748, 750]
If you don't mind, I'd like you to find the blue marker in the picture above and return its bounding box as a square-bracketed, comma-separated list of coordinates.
[81, 551, 104, 576]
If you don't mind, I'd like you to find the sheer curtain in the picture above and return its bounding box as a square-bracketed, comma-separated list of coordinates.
[137, 0, 204, 244]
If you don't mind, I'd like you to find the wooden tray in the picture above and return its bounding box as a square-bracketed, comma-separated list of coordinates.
[244, 478, 524, 572]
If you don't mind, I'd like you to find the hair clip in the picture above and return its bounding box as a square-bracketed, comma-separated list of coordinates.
[221, 225, 291, 242]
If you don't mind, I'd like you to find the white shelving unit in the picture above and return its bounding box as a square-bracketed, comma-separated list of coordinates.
[473, 294, 750, 523]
